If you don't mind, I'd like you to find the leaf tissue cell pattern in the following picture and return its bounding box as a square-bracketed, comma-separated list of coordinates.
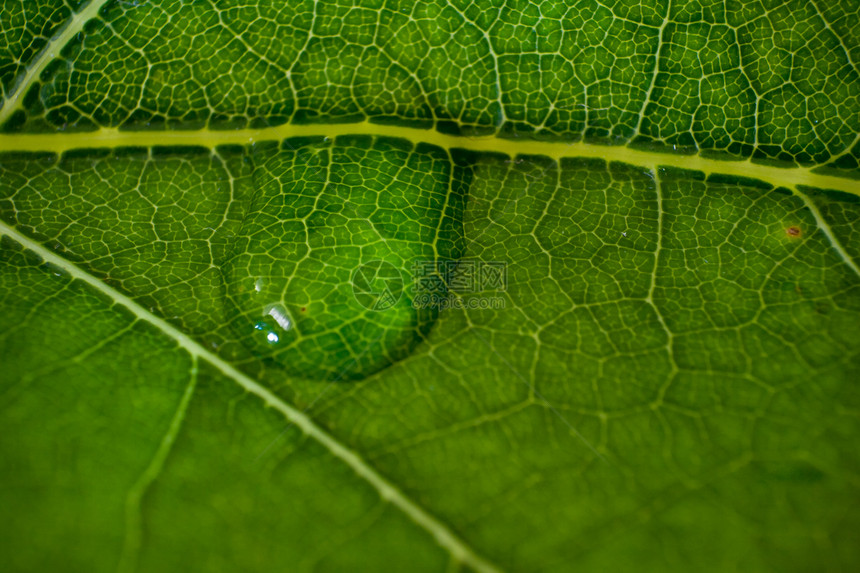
[0, 0, 71, 101]
[0, 0, 859, 572]
[223, 135, 467, 380]
[1, 0, 858, 167]
[0, 145, 250, 337]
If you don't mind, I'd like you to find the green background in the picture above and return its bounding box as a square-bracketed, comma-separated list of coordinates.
[1, 1, 859, 571]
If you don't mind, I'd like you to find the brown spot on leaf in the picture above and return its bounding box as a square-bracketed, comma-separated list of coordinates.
[786, 226, 801, 237]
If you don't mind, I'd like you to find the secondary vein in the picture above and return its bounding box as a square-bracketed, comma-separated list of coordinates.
[117, 358, 199, 573]
[0, 0, 114, 127]
[0, 220, 503, 573]
[794, 187, 860, 278]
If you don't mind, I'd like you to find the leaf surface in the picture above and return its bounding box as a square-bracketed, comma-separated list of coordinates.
[1, 1, 859, 572]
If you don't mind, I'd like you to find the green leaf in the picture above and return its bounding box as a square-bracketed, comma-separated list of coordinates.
[1, 1, 859, 572]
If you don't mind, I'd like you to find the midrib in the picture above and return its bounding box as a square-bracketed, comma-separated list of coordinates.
[1, 121, 858, 198]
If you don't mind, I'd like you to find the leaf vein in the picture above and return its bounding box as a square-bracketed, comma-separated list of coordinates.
[0, 220, 503, 573]
[0, 0, 115, 127]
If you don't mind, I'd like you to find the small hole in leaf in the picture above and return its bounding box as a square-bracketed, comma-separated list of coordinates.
[786, 226, 801, 237]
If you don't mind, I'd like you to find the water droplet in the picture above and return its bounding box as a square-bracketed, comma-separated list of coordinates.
[224, 136, 467, 381]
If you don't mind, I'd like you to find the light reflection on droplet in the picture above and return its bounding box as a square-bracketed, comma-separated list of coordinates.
[264, 303, 292, 331]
